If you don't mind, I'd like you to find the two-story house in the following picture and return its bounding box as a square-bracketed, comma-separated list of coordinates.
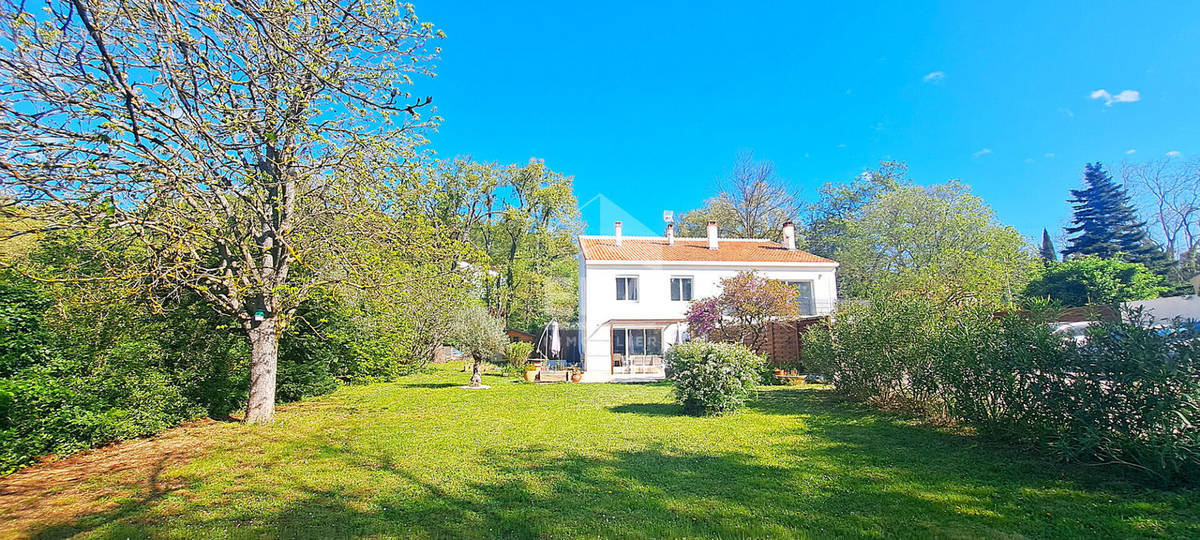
[577, 220, 838, 382]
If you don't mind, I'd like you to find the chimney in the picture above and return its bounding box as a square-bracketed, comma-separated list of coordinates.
[614, 221, 622, 247]
[782, 221, 796, 251]
[706, 221, 719, 250]
[665, 223, 675, 245]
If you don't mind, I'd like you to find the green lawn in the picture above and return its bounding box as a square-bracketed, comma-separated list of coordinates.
[9, 363, 1198, 539]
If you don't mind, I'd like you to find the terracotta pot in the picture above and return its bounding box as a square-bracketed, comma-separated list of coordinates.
[570, 372, 583, 383]
[524, 370, 538, 383]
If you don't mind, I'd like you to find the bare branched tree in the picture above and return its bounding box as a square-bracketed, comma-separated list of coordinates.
[0, 0, 443, 423]
[679, 151, 801, 241]
[1123, 158, 1200, 259]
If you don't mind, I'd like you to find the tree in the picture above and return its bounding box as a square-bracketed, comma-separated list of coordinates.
[684, 271, 798, 352]
[422, 158, 580, 331]
[1123, 158, 1200, 260]
[1023, 256, 1167, 307]
[808, 175, 1038, 306]
[448, 306, 507, 388]
[0, 0, 443, 423]
[804, 161, 906, 272]
[1040, 229, 1058, 263]
[1123, 157, 1200, 287]
[1064, 163, 1174, 277]
[678, 151, 800, 241]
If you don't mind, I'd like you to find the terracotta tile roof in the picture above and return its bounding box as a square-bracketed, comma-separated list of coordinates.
[578, 236, 837, 264]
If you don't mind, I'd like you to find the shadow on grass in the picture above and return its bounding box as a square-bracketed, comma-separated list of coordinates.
[397, 382, 461, 389]
[25, 387, 1199, 538]
[29, 456, 182, 540]
[608, 402, 682, 416]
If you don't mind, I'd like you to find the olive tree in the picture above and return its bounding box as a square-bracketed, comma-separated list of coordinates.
[448, 306, 507, 388]
[0, 0, 442, 423]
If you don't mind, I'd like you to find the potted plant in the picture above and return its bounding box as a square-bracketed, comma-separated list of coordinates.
[524, 364, 539, 383]
[569, 366, 583, 383]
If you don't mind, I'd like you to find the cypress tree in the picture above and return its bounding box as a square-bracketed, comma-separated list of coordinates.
[1039, 229, 1057, 263]
[1063, 162, 1173, 274]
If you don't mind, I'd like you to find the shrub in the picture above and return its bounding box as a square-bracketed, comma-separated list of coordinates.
[0, 277, 52, 376]
[803, 294, 1200, 484]
[1051, 316, 1199, 482]
[0, 275, 348, 472]
[1024, 256, 1167, 307]
[504, 342, 535, 371]
[802, 296, 946, 409]
[0, 354, 201, 473]
[667, 341, 764, 415]
[276, 332, 340, 403]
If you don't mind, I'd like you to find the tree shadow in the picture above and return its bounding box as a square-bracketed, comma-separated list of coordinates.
[27, 456, 182, 539]
[21, 386, 1199, 538]
[608, 403, 682, 416]
[397, 382, 461, 389]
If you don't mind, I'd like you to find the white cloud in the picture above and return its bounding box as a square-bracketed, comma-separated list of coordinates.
[923, 71, 945, 83]
[972, 148, 992, 158]
[1024, 158, 1035, 163]
[836, 143, 847, 148]
[1125, 149, 1137, 155]
[1090, 89, 1140, 106]
[1044, 153, 1055, 158]
[1058, 107, 1075, 118]
[1166, 150, 1182, 157]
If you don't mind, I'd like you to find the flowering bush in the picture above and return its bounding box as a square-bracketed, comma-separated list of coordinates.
[667, 341, 765, 415]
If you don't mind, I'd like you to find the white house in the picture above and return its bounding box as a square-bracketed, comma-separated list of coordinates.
[577, 220, 839, 382]
[1123, 294, 1200, 326]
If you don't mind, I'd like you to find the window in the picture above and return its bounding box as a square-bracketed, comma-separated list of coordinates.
[787, 281, 816, 316]
[616, 276, 638, 301]
[670, 277, 693, 301]
[611, 328, 663, 356]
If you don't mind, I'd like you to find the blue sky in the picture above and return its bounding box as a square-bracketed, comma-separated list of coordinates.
[413, 1, 1200, 239]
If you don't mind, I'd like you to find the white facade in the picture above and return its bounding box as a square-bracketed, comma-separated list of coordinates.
[577, 235, 838, 382]
[1123, 295, 1200, 326]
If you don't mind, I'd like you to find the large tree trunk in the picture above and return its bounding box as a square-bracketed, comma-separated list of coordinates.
[245, 317, 279, 424]
[469, 353, 483, 388]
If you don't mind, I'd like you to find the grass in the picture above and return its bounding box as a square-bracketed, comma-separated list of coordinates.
[3, 363, 1197, 539]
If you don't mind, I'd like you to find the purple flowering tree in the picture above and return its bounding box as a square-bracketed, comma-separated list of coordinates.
[684, 271, 799, 351]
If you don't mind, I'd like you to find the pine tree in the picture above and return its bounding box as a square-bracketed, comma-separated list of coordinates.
[1039, 229, 1057, 263]
[1063, 162, 1173, 274]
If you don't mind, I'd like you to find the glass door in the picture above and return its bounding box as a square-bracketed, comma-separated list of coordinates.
[611, 327, 664, 374]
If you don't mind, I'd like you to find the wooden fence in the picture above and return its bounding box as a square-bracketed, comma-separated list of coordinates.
[760, 317, 827, 367]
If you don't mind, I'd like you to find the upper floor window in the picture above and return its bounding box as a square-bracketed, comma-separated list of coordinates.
[616, 276, 639, 301]
[670, 277, 693, 301]
[786, 281, 815, 316]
